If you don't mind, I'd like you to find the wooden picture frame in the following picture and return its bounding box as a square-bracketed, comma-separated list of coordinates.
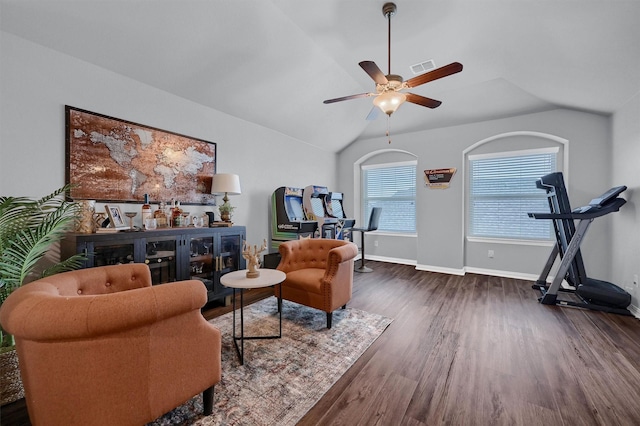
[104, 205, 128, 229]
[65, 106, 217, 205]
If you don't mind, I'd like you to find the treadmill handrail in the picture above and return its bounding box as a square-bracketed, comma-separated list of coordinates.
[528, 197, 626, 220]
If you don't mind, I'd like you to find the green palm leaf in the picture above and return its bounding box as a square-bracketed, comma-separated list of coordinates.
[0, 185, 83, 290]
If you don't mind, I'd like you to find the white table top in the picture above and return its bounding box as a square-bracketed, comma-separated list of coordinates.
[220, 269, 286, 289]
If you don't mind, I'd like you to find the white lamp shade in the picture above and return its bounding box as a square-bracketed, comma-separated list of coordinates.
[373, 91, 406, 115]
[211, 173, 241, 195]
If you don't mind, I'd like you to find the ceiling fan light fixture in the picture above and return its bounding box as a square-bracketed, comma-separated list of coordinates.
[322, 1, 462, 134]
[373, 91, 406, 115]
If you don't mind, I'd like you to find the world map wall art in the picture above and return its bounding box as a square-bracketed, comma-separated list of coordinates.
[65, 106, 217, 204]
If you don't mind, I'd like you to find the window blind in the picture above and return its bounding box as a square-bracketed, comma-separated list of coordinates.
[469, 151, 556, 240]
[362, 162, 416, 233]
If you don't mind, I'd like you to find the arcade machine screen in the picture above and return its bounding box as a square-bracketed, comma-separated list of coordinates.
[310, 197, 325, 219]
[303, 185, 338, 239]
[285, 195, 305, 221]
[325, 196, 344, 218]
[324, 192, 356, 240]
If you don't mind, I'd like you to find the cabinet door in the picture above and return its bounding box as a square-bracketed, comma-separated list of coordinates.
[88, 240, 136, 268]
[214, 233, 245, 296]
[217, 234, 242, 274]
[144, 235, 178, 284]
[186, 234, 216, 298]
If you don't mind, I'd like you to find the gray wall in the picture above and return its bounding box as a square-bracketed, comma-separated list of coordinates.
[612, 91, 640, 308]
[339, 108, 614, 281]
[0, 32, 337, 247]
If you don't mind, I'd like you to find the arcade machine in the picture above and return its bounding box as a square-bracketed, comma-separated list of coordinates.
[323, 191, 356, 241]
[528, 172, 631, 316]
[303, 185, 338, 239]
[270, 186, 318, 251]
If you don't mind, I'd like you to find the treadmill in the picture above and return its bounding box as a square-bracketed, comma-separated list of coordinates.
[528, 172, 631, 316]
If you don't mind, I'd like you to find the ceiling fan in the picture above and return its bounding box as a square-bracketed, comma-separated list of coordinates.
[323, 2, 463, 119]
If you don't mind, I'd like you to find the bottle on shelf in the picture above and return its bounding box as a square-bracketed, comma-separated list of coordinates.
[154, 201, 168, 228]
[164, 201, 172, 227]
[172, 200, 184, 227]
[141, 193, 152, 229]
[169, 199, 176, 227]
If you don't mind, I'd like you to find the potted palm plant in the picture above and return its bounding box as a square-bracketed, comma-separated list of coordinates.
[0, 185, 86, 404]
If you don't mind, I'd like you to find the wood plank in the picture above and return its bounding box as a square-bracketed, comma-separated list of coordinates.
[303, 350, 395, 425]
[357, 372, 417, 426]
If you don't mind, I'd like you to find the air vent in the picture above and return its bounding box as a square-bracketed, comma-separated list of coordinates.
[410, 59, 436, 75]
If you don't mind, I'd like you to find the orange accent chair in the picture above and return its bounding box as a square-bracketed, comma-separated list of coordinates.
[276, 238, 358, 328]
[0, 264, 221, 426]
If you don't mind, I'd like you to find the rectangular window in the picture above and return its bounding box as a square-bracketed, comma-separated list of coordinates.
[362, 161, 416, 233]
[468, 149, 557, 240]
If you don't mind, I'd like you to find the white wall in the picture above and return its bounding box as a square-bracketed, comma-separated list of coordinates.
[0, 32, 337, 247]
[339, 108, 615, 281]
[612, 91, 640, 309]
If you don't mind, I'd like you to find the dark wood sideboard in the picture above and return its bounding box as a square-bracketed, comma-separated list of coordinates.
[61, 226, 246, 304]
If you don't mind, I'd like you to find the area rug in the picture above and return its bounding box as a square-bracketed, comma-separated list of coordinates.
[148, 297, 392, 426]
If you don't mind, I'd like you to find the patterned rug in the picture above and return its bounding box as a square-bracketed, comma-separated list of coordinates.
[148, 297, 392, 426]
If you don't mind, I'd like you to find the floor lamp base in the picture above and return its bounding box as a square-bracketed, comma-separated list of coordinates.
[355, 265, 373, 273]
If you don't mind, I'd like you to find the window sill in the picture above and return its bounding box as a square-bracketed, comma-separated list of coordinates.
[466, 236, 554, 247]
[359, 231, 416, 238]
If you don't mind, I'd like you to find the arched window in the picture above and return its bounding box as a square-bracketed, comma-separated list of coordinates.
[361, 160, 417, 233]
[464, 131, 568, 243]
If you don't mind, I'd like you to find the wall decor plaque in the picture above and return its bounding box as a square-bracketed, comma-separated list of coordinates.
[65, 106, 216, 204]
[424, 168, 457, 189]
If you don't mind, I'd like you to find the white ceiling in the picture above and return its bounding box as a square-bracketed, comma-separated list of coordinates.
[2, 1, 639, 152]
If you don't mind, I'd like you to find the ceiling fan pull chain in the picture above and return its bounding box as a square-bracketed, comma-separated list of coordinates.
[387, 116, 392, 144]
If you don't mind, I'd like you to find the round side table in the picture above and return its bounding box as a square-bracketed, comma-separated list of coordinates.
[220, 269, 286, 365]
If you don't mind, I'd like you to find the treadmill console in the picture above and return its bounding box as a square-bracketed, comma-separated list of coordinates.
[572, 185, 627, 214]
[587, 185, 627, 207]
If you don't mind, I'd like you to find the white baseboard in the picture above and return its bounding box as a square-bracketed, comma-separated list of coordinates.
[415, 263, 465, 276]
[628, 303, 640, 319]
[361, 254, 416, 266]
[463, 266, 540, 282]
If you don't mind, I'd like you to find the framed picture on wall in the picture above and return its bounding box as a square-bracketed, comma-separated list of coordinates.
[65, 106, 217, 205]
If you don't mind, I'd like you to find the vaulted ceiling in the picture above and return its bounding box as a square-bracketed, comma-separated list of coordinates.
[2, 1, 639, 152]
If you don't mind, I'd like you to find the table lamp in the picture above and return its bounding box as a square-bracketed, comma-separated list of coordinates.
[211, 173, 241, 222]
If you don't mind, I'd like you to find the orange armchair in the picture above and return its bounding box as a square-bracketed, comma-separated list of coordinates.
[0, 264, 221, 426]
[276, 238, 358, 328]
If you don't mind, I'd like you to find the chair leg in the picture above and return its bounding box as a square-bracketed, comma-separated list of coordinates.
[355, 230, 373, 273]
[203, 386, 214, 415]
[326, 311, 332, 329]
[342, 304, 347, 309]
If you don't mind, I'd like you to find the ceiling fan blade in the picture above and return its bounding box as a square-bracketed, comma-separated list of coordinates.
[323, 92, 372, 104]
[359, 61, 389, 85]
[405, 62, 463, 88]
[405, 93, 442, 109]
[365, 106, 380, 121]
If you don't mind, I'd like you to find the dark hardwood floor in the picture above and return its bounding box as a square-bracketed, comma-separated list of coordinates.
[299, 262, 640, 425]
[2, 262, 640, 425]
